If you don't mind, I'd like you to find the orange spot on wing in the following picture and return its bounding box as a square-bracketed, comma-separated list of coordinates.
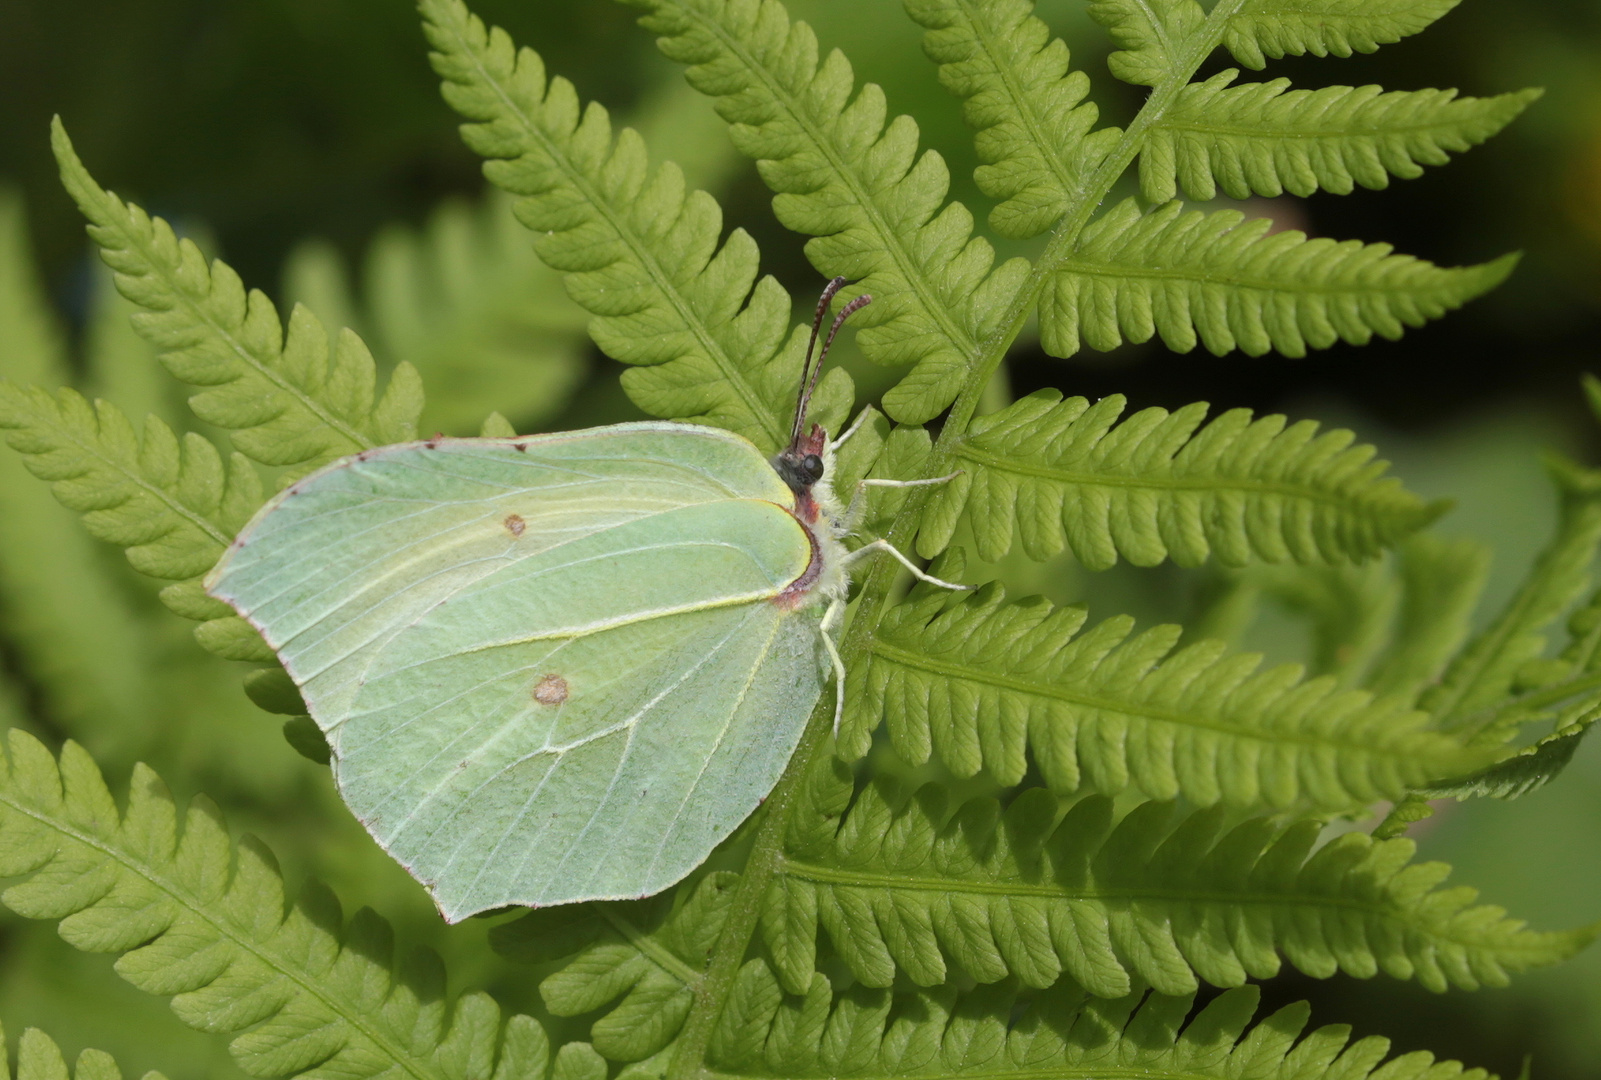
[504, 513, 526, 538]
[533, 674, 569, 706]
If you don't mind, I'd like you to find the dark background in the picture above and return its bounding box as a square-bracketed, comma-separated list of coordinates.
[0, 1, 1598, 1078]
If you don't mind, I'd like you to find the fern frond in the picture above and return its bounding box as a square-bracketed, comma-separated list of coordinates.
[1087, 0, 1208, 87]
[1366, 535, 1490, 700]
[1424, 455, 1601, 734]
[491, 874, 738, 1063]
[707, 969, 1496, 1080]
[1247, 561, 1396, 687]
[285, 192, 591, 438]
[1221, 0, 1460, 70]
[840, 556, 1490, 811]
[420, 0, 851, 452]
[906, 0, 1118, 239]
[0, 386, 268, 659]
[635, 0, 1032, 424]
[1141, 72, 1539, 202]
[761, 774, 1597, 999]
[51, 120, 422, 472]
[0, 729, 552, 1080]
[0, 1023, 163, 1080]
[913, 389, 1442, 568]
[1040, 199, 1516, 359]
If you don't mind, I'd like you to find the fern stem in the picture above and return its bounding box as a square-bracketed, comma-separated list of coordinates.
[670, 6, 1252, 1074]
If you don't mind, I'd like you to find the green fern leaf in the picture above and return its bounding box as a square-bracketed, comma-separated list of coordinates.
[1087, 0, 1208, 87]
[1221, 0, 1461, 70]
[0, 385, 267, 659]
[0, 1024, 164, 1080]
[490, 874, 739, 1064]
[914, 389, 1442, 568]
[1365, 535, 1491, 700]
[51, 120, 422, 472]
[841, 555, 1490, 810]
[0, 729, 551, 1080]
[761, 773, 1597, 999]
[707, 971, 1495, 1080]
[1141, 72, 1539, 202]
[635, 0, 1032, 424]
[1424, 454, 1601, 734]
[906, 0, 1119, 239]
[419, 0, 851, 452]
[1040, 198, 1516, 359]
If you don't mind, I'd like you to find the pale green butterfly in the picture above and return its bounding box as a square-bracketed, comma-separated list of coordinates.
[205, 278, 962, 921]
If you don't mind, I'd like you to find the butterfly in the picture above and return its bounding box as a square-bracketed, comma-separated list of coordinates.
[206, 278, 962, 920]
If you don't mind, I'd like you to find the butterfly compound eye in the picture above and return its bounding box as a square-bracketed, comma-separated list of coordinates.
[802, 453, 824, 482]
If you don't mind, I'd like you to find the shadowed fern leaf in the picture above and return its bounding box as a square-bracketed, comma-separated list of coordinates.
[491, 874, 739, 1064]
[913, 389, 1444, 568]
[760, 772, 1591, 999]
[1039, 199, 1517, 359]
[1141, 72, 1539, 202]
[842, 557, 1491, 810]
[635, 0, 1031, 424]
[0, 729, 552, 1080]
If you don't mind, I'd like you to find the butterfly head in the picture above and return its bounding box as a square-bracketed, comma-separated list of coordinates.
[773, 277, 870, 501]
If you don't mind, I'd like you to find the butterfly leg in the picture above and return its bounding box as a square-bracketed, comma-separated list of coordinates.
[819, 597, 848, 736]
[842, 538, 970, 592]
[841, 474, 961, 534]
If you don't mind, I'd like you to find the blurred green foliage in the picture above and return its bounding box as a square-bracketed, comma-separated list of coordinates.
[0, 1, 1599, 1078]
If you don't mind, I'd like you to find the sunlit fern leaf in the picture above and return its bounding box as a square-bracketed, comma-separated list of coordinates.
[490, 874, 739, 1063]
[0, 1023, 162, 1080]
[840, 554, 1491, 811]
[1086, 0, 1208, 87]
[1221, 0, 1462, 70]
[1365, 535, 1490, 700]
[50, 121, 423, 474]
[1141, 72, 1539, 203]
[1039, 198, 1516, 360]
[906, 0, 1119, 239]
[913, 389, 1443, 569]
[704, 970, 1495, 1080]
[0, 729, 552, 1080]
[420, 0, 850, 453]
[635, 0, 1032, 424]
[760, 774, 1598, 999]
[0, 386, 267, 659]
[1424, 454, 1601, 735]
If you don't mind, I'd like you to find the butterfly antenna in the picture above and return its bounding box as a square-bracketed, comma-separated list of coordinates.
[792, 277, 848, 447]
[793, 281, 872, 447]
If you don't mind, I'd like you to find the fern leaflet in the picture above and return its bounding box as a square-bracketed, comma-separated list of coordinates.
[0, 729, 551, 1080]
[704, 972, 1494, 1080]
[1141, 72, 1539, 202]
[420, 0, 854, 452]
[1221, 0, 1461, 70]
[51, 120, 422, 472]
[0, 1024, 160, 1080]
[842, 556, 1491, 810]
[1365, 535, 1491, 700]
[913, 388, 1443, 569]
[1087, 0, 1209, 88]
[1039, 198, 1517, 359]
[906, 0, 1118, 239]
[635, 0, 1032, 424]
[491, 874, 740, 1064]
[761, 770, 1591, 998]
